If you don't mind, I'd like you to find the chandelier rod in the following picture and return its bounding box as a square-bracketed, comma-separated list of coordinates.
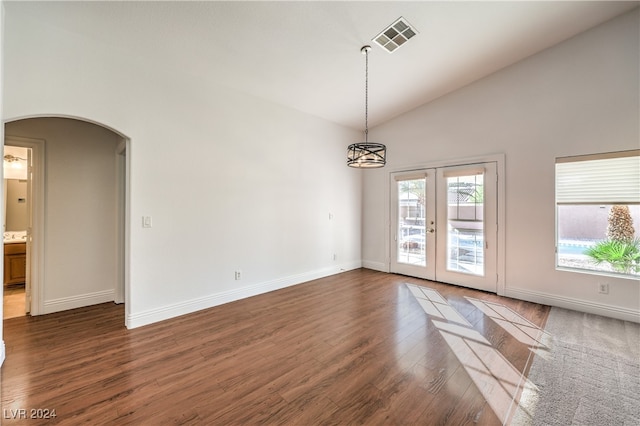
[363, 45, 370, 142]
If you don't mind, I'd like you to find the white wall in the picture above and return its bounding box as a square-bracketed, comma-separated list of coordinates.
[2, 7, 363, 327]
[6, 118, 122, 311]
[363, 10, 639, 321]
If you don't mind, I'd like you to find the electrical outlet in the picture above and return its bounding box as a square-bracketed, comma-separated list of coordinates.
[598, 283, 609, 294]
[235, 270, 242, 280]
[333, 253, 337, 261]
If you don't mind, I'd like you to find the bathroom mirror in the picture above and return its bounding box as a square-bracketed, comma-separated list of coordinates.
[3, 146, 29, 234]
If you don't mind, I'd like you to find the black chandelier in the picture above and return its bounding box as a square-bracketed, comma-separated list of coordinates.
[347, 45, 386, 168]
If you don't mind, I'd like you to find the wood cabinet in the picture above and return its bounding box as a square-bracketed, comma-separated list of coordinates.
[4, 242, 26, 286]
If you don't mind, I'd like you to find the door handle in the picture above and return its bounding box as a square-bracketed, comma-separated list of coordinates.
[426, 228, 435, 233]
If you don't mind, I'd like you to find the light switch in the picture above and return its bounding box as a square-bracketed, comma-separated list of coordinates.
[142, 216, 152, 228]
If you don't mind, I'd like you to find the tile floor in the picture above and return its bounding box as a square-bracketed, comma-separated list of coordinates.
[3, 284, 26, 319]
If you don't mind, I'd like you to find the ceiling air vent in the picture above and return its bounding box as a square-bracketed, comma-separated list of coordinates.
[373, 17, 418, 53]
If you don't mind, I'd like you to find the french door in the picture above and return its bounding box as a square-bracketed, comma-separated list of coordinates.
[390, 162, 498, 292]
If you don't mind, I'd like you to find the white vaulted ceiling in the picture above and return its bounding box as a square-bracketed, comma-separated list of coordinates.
[5, 1, 638, 130]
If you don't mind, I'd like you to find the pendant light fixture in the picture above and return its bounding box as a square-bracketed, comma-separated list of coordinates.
[3, 154, 26, 169]
[347, 45, 386, 168]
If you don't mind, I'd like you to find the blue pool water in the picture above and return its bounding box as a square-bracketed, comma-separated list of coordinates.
[557, 241, 596, 255]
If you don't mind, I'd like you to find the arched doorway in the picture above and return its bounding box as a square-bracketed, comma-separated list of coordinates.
[3, 116, 129, 323]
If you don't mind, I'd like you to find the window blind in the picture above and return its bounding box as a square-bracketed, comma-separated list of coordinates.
[394, 172, 428, 182]
[442, 166, 485, 178]
[556, 151, 640, 204]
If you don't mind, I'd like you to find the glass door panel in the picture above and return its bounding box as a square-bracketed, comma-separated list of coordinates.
[397, 178, 426, 266]
[436, 163, 497, 292]
[445, 170, 485, 276]
[390, 172, 435, 280]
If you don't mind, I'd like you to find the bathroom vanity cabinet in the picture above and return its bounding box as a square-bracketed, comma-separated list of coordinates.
[4, 242, 26, 286]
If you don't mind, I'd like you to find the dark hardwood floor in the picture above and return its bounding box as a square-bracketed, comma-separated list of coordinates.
[1, 269, 549, 425]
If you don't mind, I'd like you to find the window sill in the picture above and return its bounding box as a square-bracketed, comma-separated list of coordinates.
[556, 265, 640, 281]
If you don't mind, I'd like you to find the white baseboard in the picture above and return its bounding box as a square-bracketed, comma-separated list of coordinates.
[362, 260, 388, 272]
[126, 261, 362, 329]
[506, 287, 640, 323]
[43, 289, 115, 315]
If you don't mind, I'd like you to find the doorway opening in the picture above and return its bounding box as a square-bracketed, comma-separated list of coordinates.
[2, 137, 37, 319]
[2, 145, 31, 319]
[2, 117, 128, 323]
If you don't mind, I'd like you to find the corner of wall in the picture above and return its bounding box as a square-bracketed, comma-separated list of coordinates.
[362, 260, 388, 272]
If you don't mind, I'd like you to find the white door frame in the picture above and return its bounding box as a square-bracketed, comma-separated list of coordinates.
[435, 162, 498, 292]
[390, 171, 436, 280]
[4, 135, 45, 315]
[386, 153, 506, 295]
[115, 140, 126, 305]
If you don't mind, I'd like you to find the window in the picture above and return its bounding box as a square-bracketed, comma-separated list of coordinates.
[556, 150, 640, 277]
